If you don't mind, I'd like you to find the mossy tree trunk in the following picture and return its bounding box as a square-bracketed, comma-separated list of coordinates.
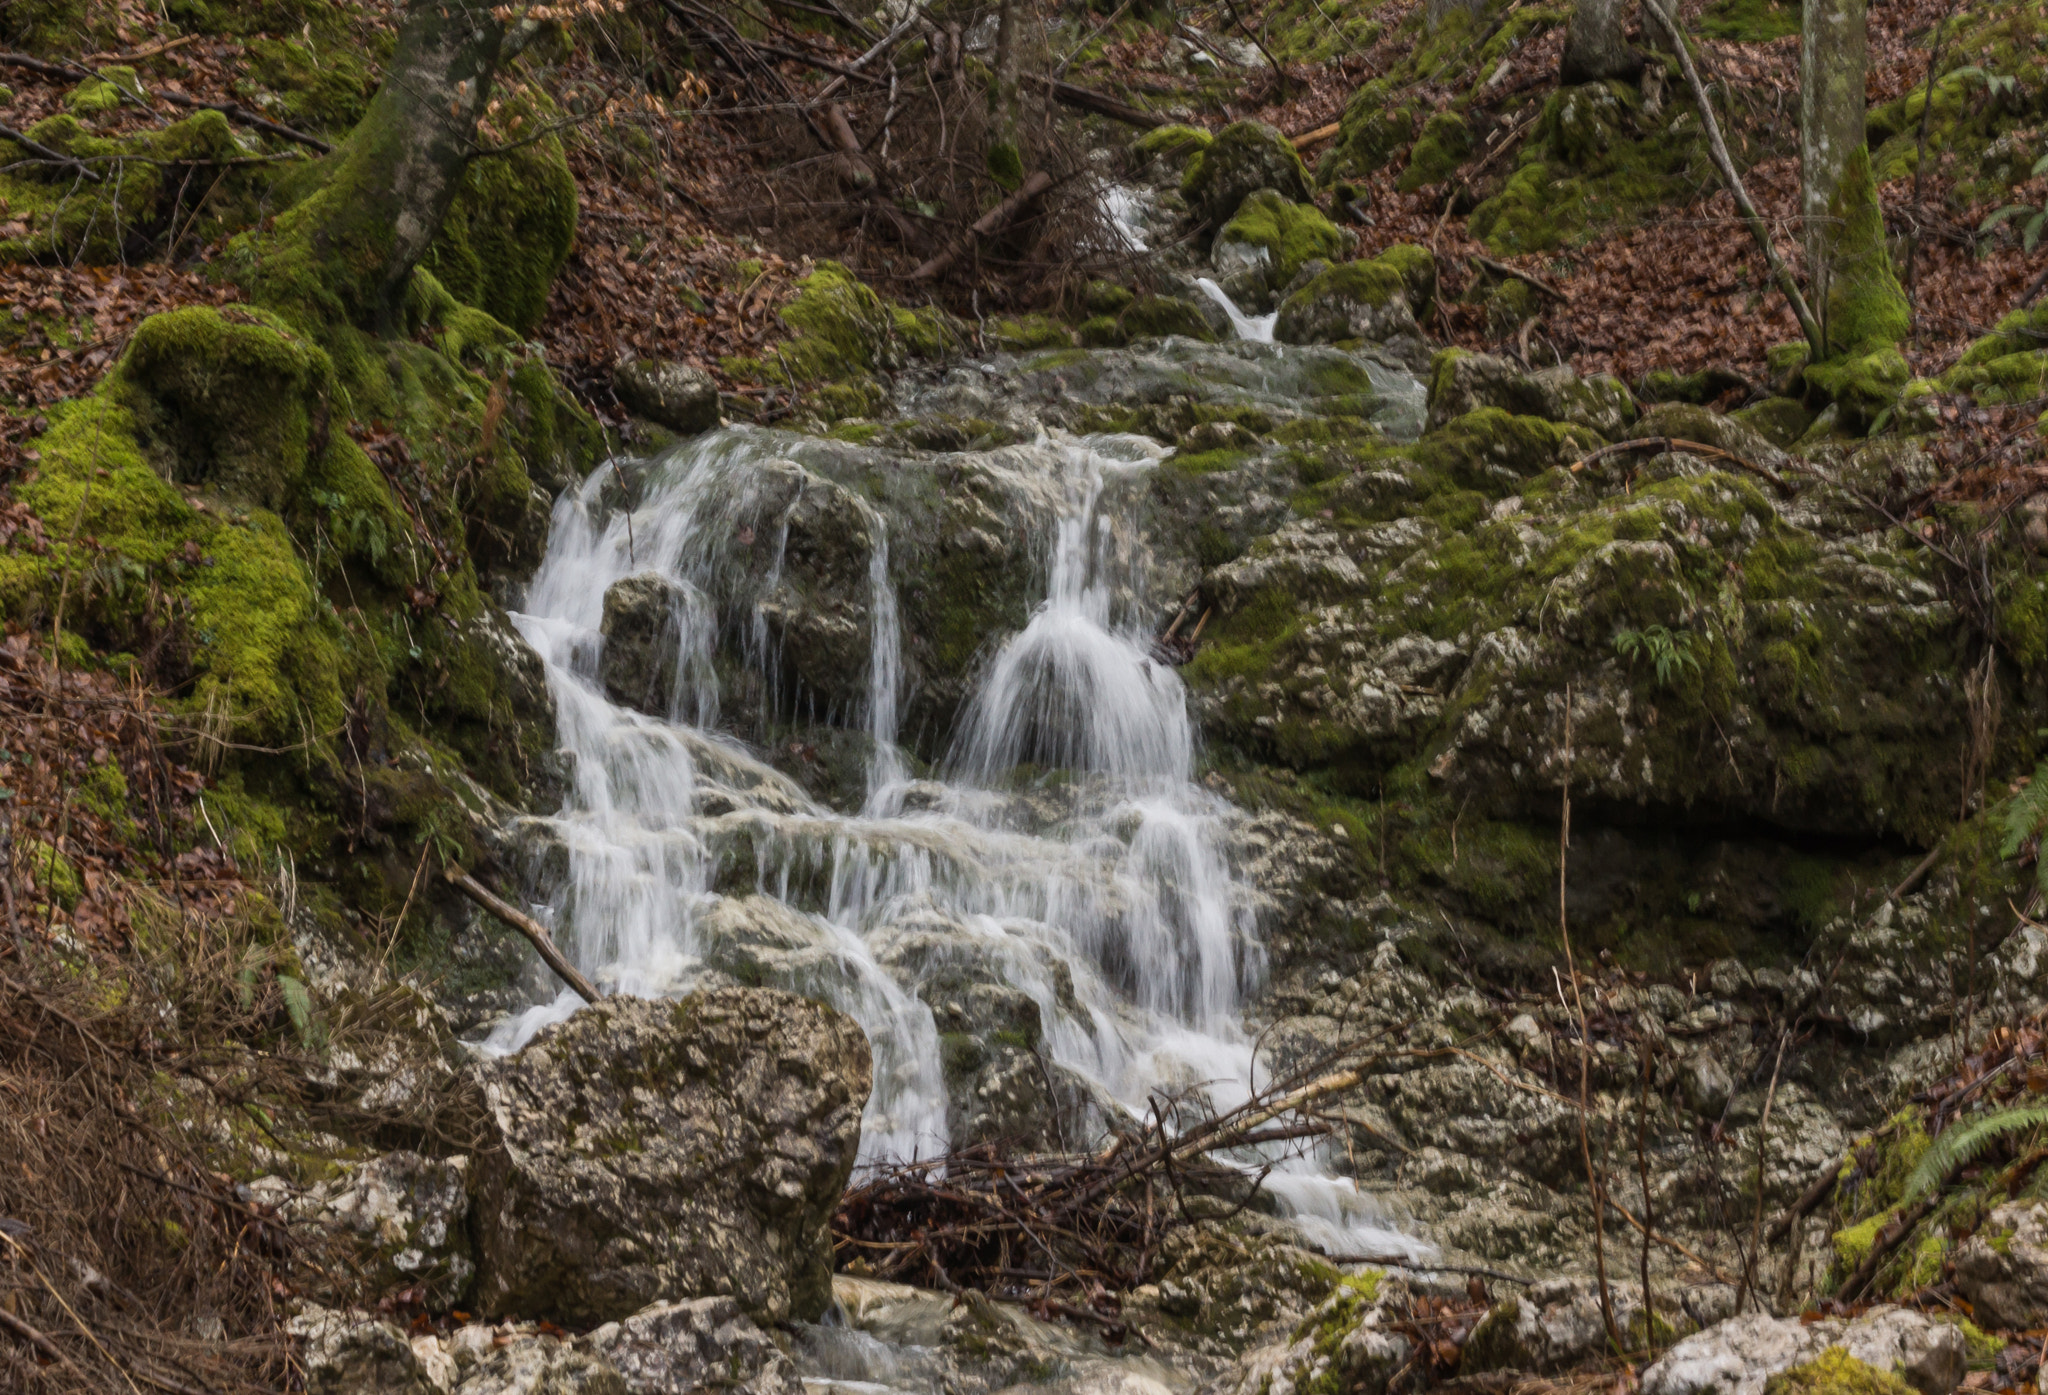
[987, 0, 1025, 190]
[270, 0, 507, 333]
[1560, 0, 1643, 85]
[1799, 0, 1868, 346]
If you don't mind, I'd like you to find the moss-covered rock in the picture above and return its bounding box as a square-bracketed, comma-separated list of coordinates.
[1183, 120, 1312, 225]
[1214, 190, 1350, 297]
[1120, 294, 1221, 343]
[1131, 123, 1214, 173]
[1427, 349, 1633, 437]
[1397, 110, 1472, 190]
[419, 125, 578, 335]
[1274, 248, 1430, 355]
[1763, 1348, 1917, 1395]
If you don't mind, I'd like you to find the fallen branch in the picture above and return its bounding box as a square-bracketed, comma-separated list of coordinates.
[153, 91, 333, 152]
[0, 121, 102, 182]
[1031, 74, 1172, 130]
[1571, 436, 1794, 495]
[1291, 121, 1341, 149]
[1765, 1153, 1845, 1243]
[444, 865, 599, 1004]
[0, 1307, 92, 1386]
[821, 102, 875, 189]
[911, 169, 1054, 280]
[1469, 252, 1568, 303]
[1838, 1193, 1937, 1301]
[1641, 0, 1824, 359]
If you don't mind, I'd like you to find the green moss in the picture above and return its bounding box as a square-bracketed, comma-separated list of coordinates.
[988, 314, 1075, 351]
[1763, 1348, 1916, 1395]
[31, 841, 82, 909]
[1120, 296, 1218, 342]
[66, 67, 140, 117]
[1803, 343, 1910, 435]
[242, 36, 377, 135]
[419, 123, 578, 335]
[1216, 190, 1348, 289]
[1132, 124, 1214, 166]
[1821, 147, 1910, 359]
[1083, 280, 1135, 315]
[1698, 0, 1800, 39]
[986, 141, 1024, 190]
[1183, 120, 1312, 223]
[1079, 315, 1129, 348]
[892, 304, 960, 360]
[1397, 111, 1471, 191]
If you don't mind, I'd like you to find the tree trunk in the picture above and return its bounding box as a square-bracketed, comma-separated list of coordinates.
[1800, 0, 1867, 346]
[988, 0, 1024, 189]
[256, 0, 506, 333]
[1560, 0, 1643, 85]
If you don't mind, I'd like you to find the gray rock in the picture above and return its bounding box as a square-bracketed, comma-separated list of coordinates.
[273, 1151, 474, 1309]
[454, 1339, 627, 1395]
[1425, 351, 1637, 438]
[578, 1297, 800, 1394]
[612, 359, 720, 436]
[1182, 120, 1311, 226]
[1273, 261, 1422, 354]
[1682, 1054, 1734, 1119]
[1641, 1308, 1965, 1395]
[290, 1305, 438, 1395]
[599, 573, 686, 716]
[469, 989, 871, 1328]
[1955, 1198, 2048, 1329]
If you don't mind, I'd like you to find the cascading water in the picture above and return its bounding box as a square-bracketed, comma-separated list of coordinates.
[490, 413, 1424, 1259]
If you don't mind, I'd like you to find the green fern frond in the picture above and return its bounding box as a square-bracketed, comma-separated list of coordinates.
[1901, 1105, 2048, 1201]
[1999, 764, 2048, 860]
[277, 974, 314, 1048]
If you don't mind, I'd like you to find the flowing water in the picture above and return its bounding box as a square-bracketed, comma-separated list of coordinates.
[1192, 277, 1278, 343]
[486, 341, 1432, 1339]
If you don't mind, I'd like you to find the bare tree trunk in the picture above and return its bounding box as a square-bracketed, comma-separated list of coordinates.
[1561, 0, 1643, 85]
[1800, 0, 1867, 346]
[251, 0, 506, 333]
[988, 0, 1025, 189]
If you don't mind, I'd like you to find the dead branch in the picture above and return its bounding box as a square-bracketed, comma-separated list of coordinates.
[911, 169, 1054, 281]
[152, 91, 332, 153]
[1030, 75, 1175, 130]
[1571, 436, 1794, 494]
[443, 866, 600, 1004]
[0, 122, 102, 181]
[1469, 252, 1568, 302]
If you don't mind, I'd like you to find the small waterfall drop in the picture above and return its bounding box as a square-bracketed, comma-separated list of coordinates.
[1193, 277, 1278, 343]
[494, 420, 1423, 1259]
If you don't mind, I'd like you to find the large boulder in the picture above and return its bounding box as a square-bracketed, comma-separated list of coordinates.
[1212, 190, 1351, 308]
[599, 572, 687, 716]
[291, 1306, 440, 1395]
[1273, 246, 1434, 365]
[1426, 349, 1636, 438]
[259, 1151, 474, 1309]
[612, 359, 720, 437]
[1954, 1198, 2048, 1329]
[469, 989, 871, 1327]
[1182, 120, 1312, 225]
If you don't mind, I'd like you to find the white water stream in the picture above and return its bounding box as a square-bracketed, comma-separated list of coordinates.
[490, 420, 1423, 1260]
[1192, 277, 1277, 343]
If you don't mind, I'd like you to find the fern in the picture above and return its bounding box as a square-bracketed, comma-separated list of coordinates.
[277, 974, 315, 1049]
[2000, 763, 2048, 894]
[1901, 1105, 2048, 1201]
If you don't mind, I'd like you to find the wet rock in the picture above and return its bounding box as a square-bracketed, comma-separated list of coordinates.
[599, 572, 686, 716]
[469, 989, 871, 1327]
[1954, 1198, 2048, 1329]
[1426, 350, 1636, 438]
[1274, 258, 1424, 359]
[1182, 120, 1312, 226]
[578, 1297, 801, 1394]
[263, 1151, 473, 1308]
[612, 359, 720, 436]
[1641, 1308, 1964, 1395]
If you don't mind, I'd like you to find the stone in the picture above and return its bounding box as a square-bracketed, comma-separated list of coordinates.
[1274, 259, 1422, 353]
[290, 1305, 438, 1395]
[1182, 120, 1312, 226]
[599, 572, 686, 716]
[469, 988, 871, 1327]
[612, 359, 720, 436]
[1642, 1309, 1965, 1395]
[1954, 1199, 2048, 1329]
[453, 1339, 627, 1395]
[269, 1150, 474, 1309]
[577, 1297, 801, 1394]
[1427, 351, 1636, 438]
[1682, 1053, 1734, 1119]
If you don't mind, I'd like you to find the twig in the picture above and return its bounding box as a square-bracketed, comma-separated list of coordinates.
[1030, 75, 1173, 130]
[1903, 0, 1959, 333]
[911, 169, 1054, 280]
[0, 122, 101, 182]
[1469, 252, 1568, 302]
[1766, 1153, 1845, 1243]
[444, 866, 599, 1004]
[1641, 0, 1824, 359]
[150, 91, 333, 152]
[0, 1307, 92, 1386]
[1571, 436, 1793, 495]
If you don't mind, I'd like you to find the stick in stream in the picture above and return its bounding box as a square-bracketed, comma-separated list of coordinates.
[1640, 0, 1825, 359]
[445, 866, 599, 1004]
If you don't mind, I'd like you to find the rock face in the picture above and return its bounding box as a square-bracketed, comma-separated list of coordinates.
[612, 359, 721, 436]
[1182, 120, 1312, 225]
[579, 1297, 802, 1394]
[1640, 1308, 1965, 1395]
[1954, 1198, 2048, 1328]
[599, 573, 686, 716]
[469, 989, 871, 1327]
[263, 1151, 474, 1309]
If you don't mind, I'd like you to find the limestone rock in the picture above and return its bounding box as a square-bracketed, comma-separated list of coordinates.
[1182, 120, 1311, 225]
[1274, 260, 1422, 354]
[291, 1305, 439, 1395]
[612, 359, 720, 436]
[599, 573, 686, 716]
[578, 1297, 800, 1394]
[469, 989, 871, 1327]
[1208, 1275, 1409, 1395]
[1426, 350, 1636, 438]
[1954, 1199, 2048, 1329]
[453, 1339, 627, 1395]
[269, 1151, 474, 1308]
[1641, 1308, 1964, 1395]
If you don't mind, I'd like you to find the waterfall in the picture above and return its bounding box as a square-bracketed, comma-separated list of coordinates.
[492, 422, 1424, 1258]
[1193, 276, 1278, 343]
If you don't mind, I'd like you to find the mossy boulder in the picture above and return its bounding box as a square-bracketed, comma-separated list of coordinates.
[1764, 1349, 1918, 1395]
[1397, 110, 1472, 190]
[612, 359, 720, 436]
[1130, 123, 1214, 173]
[1183, 120, 1312, 225]
[1427, 349, 1634, 437]
[1637, 366, 1753, 405]
[1274, 247, 1431, 357]
[1121, 294, 1221, 343]
[1214, 190, 1351, 302]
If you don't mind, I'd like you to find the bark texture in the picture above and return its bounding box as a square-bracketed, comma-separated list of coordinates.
[252, 0, 506, 333]
[988, 0, 1025, 189]
[1560, 0, 1644, 85]
[1800, 0, 1868, 342]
